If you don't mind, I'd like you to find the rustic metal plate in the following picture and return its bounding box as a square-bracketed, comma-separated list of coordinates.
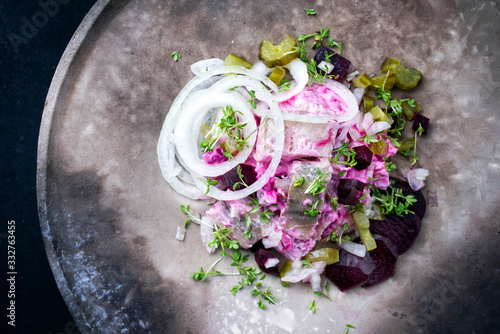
[37, 0, 500, 333]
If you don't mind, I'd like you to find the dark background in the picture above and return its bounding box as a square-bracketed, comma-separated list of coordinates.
[1, 1, 97, 333]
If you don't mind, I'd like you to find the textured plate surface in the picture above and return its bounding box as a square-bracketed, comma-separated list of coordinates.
[37, 0, 500, 333]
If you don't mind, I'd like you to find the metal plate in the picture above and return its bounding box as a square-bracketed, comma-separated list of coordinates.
[37, 0, 500, 333]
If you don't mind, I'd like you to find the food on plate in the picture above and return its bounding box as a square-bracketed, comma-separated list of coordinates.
[157, 29, 430, 309]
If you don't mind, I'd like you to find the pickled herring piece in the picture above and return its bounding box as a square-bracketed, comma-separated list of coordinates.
[305, 248, 340, 265]
[282, 160, 332, 239]
[258, 34, 298, 68]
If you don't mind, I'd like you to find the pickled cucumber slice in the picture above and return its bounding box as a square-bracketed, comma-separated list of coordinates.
[305, 248, 339, 265]
[401, 99, 422, 120]
[352, 73, 371, 88]
[363, 96, 374, 113]
[395, 64, 422, 90]
[268, 66, 286, 86]
[258, 34, 298, 68]
[370, 72, 395, 90]
[224, 53, 252, 69]
[381, 57, 401, 74]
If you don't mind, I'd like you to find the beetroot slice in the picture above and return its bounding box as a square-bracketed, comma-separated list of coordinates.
[254, 248, 280, 276]
[362, 234, 399, 288]
[353, 146, 373, 171]
[390, 178, 426, 220]
[220, 164, 257, 191]
[369, 212, 421, 256]
[337, 179, 365, 206]
[412, 113, 430, 134]
[325, 249, 375, 291]
[313, 46, 352, 82]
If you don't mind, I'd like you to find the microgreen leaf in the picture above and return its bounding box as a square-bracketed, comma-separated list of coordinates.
[303, 8, 316, 15]
[309, 300, 318, 313]
[170, 51, 181, 61]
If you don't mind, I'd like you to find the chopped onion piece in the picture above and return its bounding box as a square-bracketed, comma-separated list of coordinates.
[366, 121, 391, 136]
[264, 257, 280, 268]
[338, 241, 367, 258]
[201, 216, 216, 253]
[403, 167, 429, 191]
[176, 226, 186, 241]
[352, 87, 366, 106]
[318, 61, 334, 74]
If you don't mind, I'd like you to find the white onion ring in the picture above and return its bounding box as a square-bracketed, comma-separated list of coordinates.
[273, 58, 308, 102]
[174, 90, 257, 177]
[191, 58, 224, 76]
[158, 65, 282, 200]
[322, 78, 360, 122]
[192, 78, 285, 201]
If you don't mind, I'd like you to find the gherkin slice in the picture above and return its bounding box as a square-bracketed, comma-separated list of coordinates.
[370, 72, 395, 90]
[381, 57, 401, 74]
[258, 34, 298, 68]
[224, 53, 252, 69]
[395, 65, 422, 90]
[305, 248, 339, 265]
[268, 66, 286, 86]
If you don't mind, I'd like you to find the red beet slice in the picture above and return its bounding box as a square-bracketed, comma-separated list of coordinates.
[254, 248, 280, 276]
[325, 249, 375, 291]
[369, 212, 421, 256]
[337, 179, 365, 206]
[391, 178, 426, 220]
[362, 234, 399, 288]
[220, 164, 257, 191]
[353, 146, 373, 171]
[313, 46, 352, 82]
[412, 113, 430, 134]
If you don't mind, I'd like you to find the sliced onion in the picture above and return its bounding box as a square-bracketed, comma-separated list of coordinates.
[158, 65, 280, 200]
[273, 58, 308, 102]
[264, 257, 280, 268]
[191, 58, 224, 76]
[322, 78, 360, 123]
[338, 241, 367, 258]
[192, 80, 285, 201]
[353, 87, 366, 106]
[250, 61, 272, 77]
[366, 121, 391, 136]
[403, 167, 429, 191]
[318, 61, 334, 74]
[174, 90, 257, 177]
